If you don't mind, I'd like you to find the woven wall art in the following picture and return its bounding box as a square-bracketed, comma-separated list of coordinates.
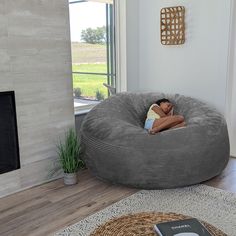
[160, 6, 185, 45]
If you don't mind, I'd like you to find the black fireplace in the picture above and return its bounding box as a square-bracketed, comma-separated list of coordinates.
[0, 91, 20, 174]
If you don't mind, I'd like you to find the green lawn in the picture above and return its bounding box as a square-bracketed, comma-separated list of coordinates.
[71, 43, 110, 100]
[73, 63, 106, 73]
[72, 63, 109, 99]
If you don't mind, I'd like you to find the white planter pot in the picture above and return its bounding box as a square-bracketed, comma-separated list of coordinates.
[64, 172, 78, 185]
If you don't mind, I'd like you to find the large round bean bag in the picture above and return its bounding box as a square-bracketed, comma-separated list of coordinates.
[80, 92, 230, 189]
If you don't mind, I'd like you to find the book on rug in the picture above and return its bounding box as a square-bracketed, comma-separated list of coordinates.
[154, 218, 212, 236]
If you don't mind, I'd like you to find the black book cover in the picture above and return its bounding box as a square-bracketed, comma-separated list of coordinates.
[154, 218, 212, 236]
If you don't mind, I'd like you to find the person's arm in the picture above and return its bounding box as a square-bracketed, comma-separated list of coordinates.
[167, 107, 174, 116]
[151, 105, 167, 118]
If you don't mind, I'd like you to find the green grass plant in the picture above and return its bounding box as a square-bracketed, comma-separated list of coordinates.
[57, 129, 84, 173]
[95, 89, 105, 101]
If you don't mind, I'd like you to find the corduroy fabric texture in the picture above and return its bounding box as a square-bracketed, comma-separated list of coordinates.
[80, 92, 230, 189]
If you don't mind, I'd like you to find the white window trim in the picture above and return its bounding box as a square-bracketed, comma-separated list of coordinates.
[114, 0, 127, 93]
[226, 0, 236, 156]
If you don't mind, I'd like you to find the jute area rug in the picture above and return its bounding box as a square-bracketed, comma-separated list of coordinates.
[55, 185, 236, 236]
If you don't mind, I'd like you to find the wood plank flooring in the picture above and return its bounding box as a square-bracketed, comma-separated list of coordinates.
[0, 158, 235, 236]
[204, 157, 236, 192]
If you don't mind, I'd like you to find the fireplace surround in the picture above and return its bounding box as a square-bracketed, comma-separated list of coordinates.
[0, 0, 75, 198]
[0, 91, 20, 174]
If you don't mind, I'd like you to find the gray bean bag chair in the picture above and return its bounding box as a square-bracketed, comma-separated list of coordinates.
[80, 92, 230, 189]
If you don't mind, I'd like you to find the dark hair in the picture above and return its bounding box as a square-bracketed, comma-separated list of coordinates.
[156, 98, 170, 106]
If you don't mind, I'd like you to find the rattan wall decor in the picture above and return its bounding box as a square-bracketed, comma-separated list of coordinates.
[160, 6, 185, 45]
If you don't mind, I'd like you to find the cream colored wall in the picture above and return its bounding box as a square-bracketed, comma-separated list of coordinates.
[0, 0, 74, 197]
[125, 0, 234, 155]
[138, 0, 231, 112]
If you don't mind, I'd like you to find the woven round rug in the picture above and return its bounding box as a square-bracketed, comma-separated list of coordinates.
[90, 212, 227, 236]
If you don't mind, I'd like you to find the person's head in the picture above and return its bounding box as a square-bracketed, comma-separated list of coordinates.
[156, 98, 173, 114]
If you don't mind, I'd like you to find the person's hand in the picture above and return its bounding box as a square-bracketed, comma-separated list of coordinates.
[149, 129, 157, 135]
[167, 106, 174, 116]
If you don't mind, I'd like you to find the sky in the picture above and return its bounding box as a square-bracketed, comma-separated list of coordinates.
[69, 2, 106, 42]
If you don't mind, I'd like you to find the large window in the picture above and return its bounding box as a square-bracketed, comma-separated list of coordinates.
[69, 0, 116, 113]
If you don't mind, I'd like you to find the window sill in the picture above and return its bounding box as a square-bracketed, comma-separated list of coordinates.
[75, 109, 91, 116]
[74, 98, 100, 116]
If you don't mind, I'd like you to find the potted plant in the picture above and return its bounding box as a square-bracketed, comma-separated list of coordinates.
[57, 128, 85, 185]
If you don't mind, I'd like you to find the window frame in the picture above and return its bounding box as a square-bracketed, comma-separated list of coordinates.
[69, 0, 117, 113]
[114, 0, 127, 93]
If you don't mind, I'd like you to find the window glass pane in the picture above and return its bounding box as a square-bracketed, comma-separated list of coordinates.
[69, 2, 107, 71]
[72, 63, 106, 74]
[71, 43, 107, 66]
[69, 0, 115, 112]
[73, 73, 108, 100]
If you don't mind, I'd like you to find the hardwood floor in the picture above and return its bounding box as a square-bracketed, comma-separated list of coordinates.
[204, 157, 236, 192]
[0, 158, 235, 236]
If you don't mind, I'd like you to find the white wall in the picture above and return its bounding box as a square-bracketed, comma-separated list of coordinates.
[227, 0, 236, 157]
[229, 76, 236, 156]
[125, 0, 234, 155]
[126, 0, 139, 91]
[128, 0, 231, 113]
